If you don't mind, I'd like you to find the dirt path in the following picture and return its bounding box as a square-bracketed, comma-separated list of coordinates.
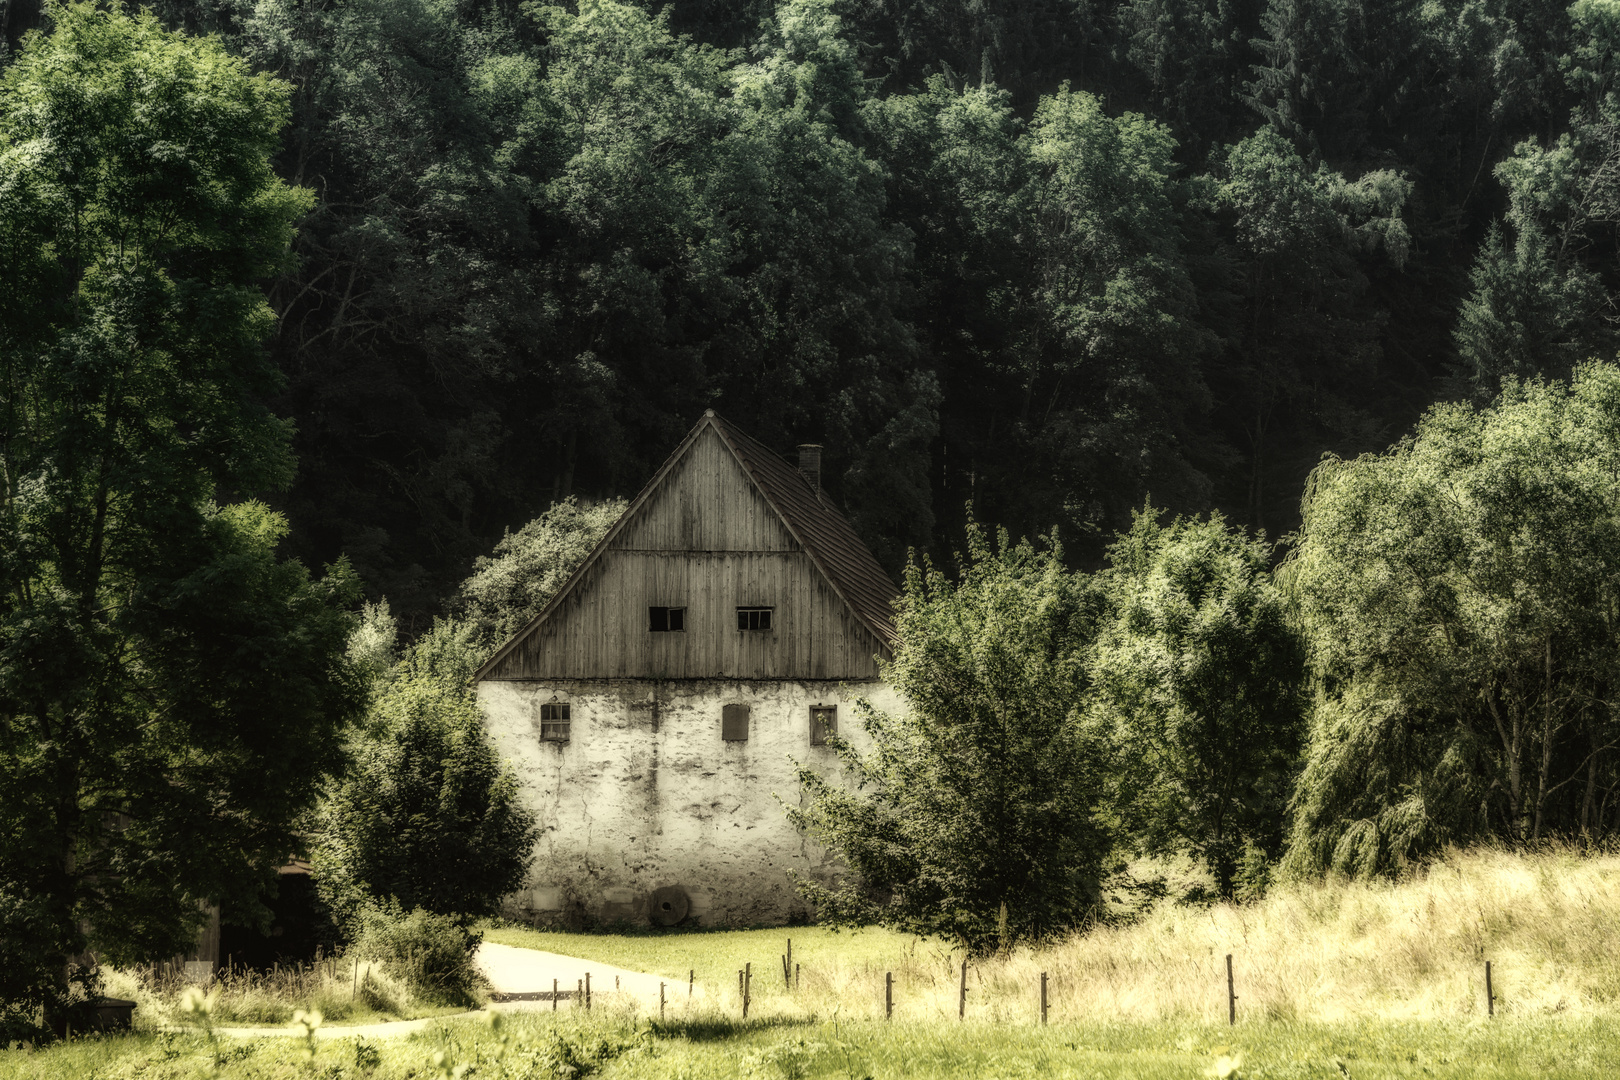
[211, 943, 683, 1039]
[476, 942, 679, 1006]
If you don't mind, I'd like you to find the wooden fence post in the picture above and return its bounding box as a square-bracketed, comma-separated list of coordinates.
[586, 971, 592, 1010]
[1040, 972, 1048, 1025]
[660, 981, 666, 1020]
[1226, 954, 1236, 1026]
[743, 962, 752, 1019]
[553, 978, 558, 1012]
[885, 971, 893, 1020]
[1486, 960, 1495, 1017]
[959, 959, 967, 1020]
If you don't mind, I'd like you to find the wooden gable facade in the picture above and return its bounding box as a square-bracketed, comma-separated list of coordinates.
[475, 411, 897, 684]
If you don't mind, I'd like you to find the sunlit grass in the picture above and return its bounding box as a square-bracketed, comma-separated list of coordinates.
[9, 1009, 1620, 1079]
[101, 954, 473, 1029]
[489, 846, 1620, 1025]
[11, 847, 1620, 1076]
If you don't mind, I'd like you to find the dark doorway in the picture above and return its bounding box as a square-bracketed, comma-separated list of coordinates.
[220, 868, 343, 970]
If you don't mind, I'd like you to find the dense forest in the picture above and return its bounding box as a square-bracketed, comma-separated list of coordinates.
[12, 4, 1620, 1029]
[8, 0, 1613, 624]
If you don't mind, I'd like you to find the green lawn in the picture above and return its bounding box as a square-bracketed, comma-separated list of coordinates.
[7, 1011, 1620, 1079]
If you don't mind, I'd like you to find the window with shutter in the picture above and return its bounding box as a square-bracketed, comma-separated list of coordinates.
[810, 705, 836, 745]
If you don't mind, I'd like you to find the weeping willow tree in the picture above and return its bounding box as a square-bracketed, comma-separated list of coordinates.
[1280, 364, 1620, 877]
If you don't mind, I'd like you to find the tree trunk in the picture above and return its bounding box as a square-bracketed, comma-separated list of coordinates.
[1581, 731, 1599, 840]
[1484, 687, 1524, 841]
[1532, 641, 1556, 842]
[45, 724, 85, 1038]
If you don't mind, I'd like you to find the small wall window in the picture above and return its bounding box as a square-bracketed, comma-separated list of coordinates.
[540, 702, 571, 742]
[810, 705, 836, 746]
[722, 703, 750, 742]
[736, 607, 773, 631]
[649, 606, 686, 632]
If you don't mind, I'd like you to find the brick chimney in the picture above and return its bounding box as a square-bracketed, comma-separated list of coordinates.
[797, 444, 822, 493]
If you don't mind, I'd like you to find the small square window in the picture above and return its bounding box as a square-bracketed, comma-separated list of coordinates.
[722, 703, 750, 741]
[649, 606, 686, 632]
[540, 702, 571, 742]
[736, 607, 773, 631]
[810, 705, 836, 746]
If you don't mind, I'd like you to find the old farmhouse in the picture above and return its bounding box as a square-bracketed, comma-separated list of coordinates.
[475, 411, 902, 927]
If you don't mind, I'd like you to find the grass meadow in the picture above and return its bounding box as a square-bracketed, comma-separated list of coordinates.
[99, 956, 472, 1030]
[9, 846, 1620, 1078]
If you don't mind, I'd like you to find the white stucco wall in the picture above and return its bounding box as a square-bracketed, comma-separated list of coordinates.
[478, 678, 901, 927]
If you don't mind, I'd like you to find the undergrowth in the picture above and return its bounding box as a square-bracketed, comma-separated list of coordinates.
[103, 953, 469, 1028]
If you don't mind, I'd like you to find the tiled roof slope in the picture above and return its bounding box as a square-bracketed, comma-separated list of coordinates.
[710, 414, 899, 647]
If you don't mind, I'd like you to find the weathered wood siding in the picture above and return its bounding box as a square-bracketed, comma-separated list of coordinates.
[484, 428, 887, 681]
[615, 427, 797, 552]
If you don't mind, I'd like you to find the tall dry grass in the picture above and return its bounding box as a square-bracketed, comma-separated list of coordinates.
[101, 952, 436, 1028]
[702, 846, 1620, 1026]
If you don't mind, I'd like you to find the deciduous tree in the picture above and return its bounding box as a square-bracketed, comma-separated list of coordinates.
[0, 3, 364, 1038]
[1092, 507, 1305, 898]
[790, 521, 1111, 953]
[1282, 365, 1620, 876]
[312, 636, 539, 923]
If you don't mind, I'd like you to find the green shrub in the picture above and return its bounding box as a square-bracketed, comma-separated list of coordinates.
[351, 903, 484, 1005]
[313, 621, 539, 924]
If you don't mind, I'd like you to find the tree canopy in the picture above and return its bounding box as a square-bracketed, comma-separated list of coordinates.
[0, 2, 363, 1038]
[1282, 364, 1620, 876]
[791, 523, 1112, 952]
[313, 634, 540, 923]
[1094, 508, 1305, 899]
[21, 0, 1606, 621]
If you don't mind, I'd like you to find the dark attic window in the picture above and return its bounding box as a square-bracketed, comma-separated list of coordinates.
[649, 606, 686, 632]
[722, 703, 750, 741]
[736, 606, 773, 632]
[540, 702, 571, 742]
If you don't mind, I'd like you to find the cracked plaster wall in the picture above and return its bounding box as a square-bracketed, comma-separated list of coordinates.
[480, 677, 900, 927]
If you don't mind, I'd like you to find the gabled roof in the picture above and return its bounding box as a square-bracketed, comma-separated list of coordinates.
[709, 415, 900, 648]
[473, 410, 899, 682]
